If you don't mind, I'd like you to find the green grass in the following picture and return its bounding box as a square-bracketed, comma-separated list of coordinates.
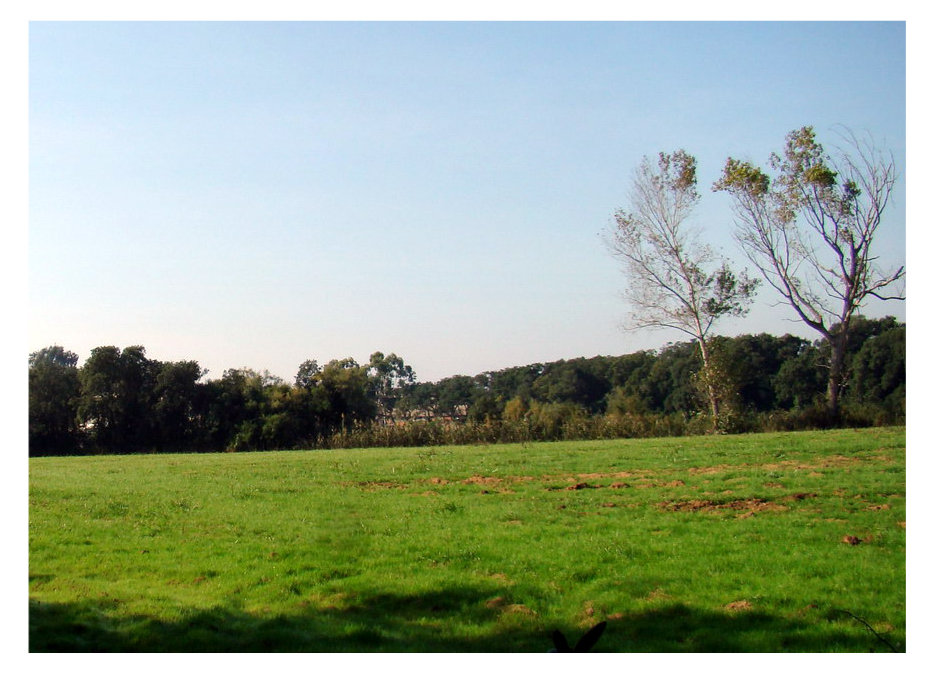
[29, 427, 906, 652]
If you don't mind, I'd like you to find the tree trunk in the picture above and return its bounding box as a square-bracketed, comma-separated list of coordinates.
[827, 330, 848, 420]
[697, 339, 720, 429]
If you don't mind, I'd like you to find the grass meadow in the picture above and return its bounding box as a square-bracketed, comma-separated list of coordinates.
[28, 427, 906, 652]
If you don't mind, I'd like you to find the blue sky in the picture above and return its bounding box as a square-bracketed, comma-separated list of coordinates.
[28, 21, 907, 383]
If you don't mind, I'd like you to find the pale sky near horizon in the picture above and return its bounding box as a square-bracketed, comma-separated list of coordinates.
[28, 20, 907, 384]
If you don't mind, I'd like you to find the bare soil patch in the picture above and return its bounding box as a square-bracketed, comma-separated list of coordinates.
[463, 475, 503, 486]
[353, 480, 406, 490]
[689, 465, 732, 475]
[761, 454, 867, 472]
[783, 492, 818, 502]
[576, 471, 649, 480]
[461, 475, 536, 487]
[661, 497, 788, 515]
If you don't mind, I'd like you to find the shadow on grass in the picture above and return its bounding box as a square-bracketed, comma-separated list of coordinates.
[30, 588, 899, 652]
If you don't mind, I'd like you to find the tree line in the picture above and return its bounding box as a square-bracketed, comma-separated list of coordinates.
[29, 316, 904, 457]
[30, 125, 904, 456]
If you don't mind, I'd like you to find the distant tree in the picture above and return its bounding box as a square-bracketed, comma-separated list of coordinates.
[29, 345, 78, 370]
[644, 342, 701, 415]
[294, 359, 321, 389]
[367, 351, 416, 423]
[396, 381, 439, 421]
[208, 368, 309, 451]
[828, 315, 903, 367]
[468, 393, 501, 422]
[604, 387, 650, 417]
[319, 358, 377, 430]
[606, 150, 758, 428]
[486, 364, 543, 404]
[76, 346, 158, 452]
[532, 360, 609, 413]
[434, 375, 480, 420]
[711, 333, 812, 412]
[29, 346, 81, 455]
[605, 351, 656, 389]
[152, 360, 204, 450]
[502, 396, 530, 421]
[714, 126, 904, 417]
[200, 369, 250, 449]
[848, 324, 905, 416]
[773, 345, 826, 410]
[527, 401, 588, 440]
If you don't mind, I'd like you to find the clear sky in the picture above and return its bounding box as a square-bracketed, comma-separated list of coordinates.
[28, 20, 907, 384]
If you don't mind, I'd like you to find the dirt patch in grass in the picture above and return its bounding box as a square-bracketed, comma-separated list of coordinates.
[687, 452, 890, 478]
[485, 596, 507, 609]
[487, 572, 513, 584]
[371, 471, 657, 493]
[461, 475, 536, 487]
[352, 480, 407, 490]
[504, 603, 536, 616]
[661, 497, 788, 515]
[630, 478, 680, 489]
[568, 482, 597, 491]
[576, 471, 651, 480]
[689, 465, 732, 475]
[782, 492, 818, 502]
[544, 477, 684, 491]
[463, 475, 504, 486]
[761, 455, 868, 472]
[547, 482, 593, 491]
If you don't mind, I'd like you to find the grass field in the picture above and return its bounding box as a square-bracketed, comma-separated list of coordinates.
[28, 427, 906, 652]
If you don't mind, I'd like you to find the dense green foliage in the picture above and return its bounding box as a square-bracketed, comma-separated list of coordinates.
[29, 428, 906, 652]
[28, 318, 904, 456]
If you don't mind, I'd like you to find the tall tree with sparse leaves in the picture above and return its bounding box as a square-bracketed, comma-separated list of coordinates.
[606, 149, 758, 428]
[714, 126, 904, 417]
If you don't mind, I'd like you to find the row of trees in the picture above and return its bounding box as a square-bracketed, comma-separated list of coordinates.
[28, 348, 412, 456]
[29, 316, 904, 456]
[398, 316, 904, 426]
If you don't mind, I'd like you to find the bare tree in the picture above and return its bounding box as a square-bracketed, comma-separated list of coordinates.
[714, 126, 904, 416]
[606, 150, 758, 427]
